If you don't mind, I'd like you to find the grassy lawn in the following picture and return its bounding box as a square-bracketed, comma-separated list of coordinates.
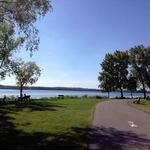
[0, 97, 104, 150]
[128, 100, 150, 114]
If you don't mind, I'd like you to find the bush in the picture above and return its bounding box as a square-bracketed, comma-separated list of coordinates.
[82, 95, 88, 98]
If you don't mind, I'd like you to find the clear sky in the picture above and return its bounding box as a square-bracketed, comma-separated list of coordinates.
[1, 0, 150, 88]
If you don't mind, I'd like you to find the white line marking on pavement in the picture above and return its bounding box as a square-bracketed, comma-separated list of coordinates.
[128, 121, 138, 128]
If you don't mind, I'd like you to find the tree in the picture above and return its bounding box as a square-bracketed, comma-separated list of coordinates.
[98, 51, 129, 98]
[0, 0, 52, 53]
[98, 72, 113, 98]
[143, 46, 150, 89]
[0, 22, 24, 79]
[98, 55, 116, 98]
[126, 74, 137, 98]
[129, 45, 150, 98]
[112, 51, 129, 98]
[13, 61, 41, 98]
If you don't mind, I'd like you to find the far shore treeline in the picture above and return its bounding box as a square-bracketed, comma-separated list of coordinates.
[98, 45, 150, 99]
[0, 85, 99, 92]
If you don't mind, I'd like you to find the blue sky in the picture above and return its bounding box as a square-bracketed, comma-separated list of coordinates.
[2, 0, 150, 88]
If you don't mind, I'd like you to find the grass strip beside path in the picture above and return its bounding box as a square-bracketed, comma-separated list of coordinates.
[128, 100, 150, 114]
[0, 98, 104, 150]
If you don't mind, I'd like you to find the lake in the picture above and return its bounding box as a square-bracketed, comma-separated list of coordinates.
[0, 89, 150, 99]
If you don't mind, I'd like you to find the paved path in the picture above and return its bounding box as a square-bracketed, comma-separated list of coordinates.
[88, 100, 150, 150]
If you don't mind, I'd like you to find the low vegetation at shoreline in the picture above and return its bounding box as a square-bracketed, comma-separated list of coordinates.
[128, 100, 150, 113]
[0, 97, 105, 150]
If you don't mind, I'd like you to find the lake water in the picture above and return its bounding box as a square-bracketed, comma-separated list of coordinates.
[0, 89, 150, 99]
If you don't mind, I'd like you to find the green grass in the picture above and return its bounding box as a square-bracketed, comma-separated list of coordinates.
[0, 97, 104, 150]
[128, 100, 150, 114]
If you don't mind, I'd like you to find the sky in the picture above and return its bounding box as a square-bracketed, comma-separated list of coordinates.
[1, 0, 150, 88]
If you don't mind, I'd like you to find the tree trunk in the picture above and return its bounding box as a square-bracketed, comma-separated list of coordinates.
[20, 85, 23, 98]
[107, 91, 110, 99]
[138, 70, 146, 99]
[120, 87, 124, 98]
[130, 90, 133, 99]
[142, 82, 146, 99]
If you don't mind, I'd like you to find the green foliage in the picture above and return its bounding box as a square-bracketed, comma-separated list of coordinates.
[129, 45, 150, 98]
[13, 60, 41, 97]
[126, 74, 137, 97]
[0, 1, 51, 81]
[99, 45, 150, 98]
[98, 54, 115, 92]
[99, 50, 129, 98]
[0, 0, 52, 53]
[0, 22, 24, 79]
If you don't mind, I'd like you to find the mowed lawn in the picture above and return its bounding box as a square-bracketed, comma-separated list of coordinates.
[128, 100, 150, 114]
[0, 98, 104, 150]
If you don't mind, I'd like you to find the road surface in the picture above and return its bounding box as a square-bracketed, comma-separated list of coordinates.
[88, 100, 150, 150]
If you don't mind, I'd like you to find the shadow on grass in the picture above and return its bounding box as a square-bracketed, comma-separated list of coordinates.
[0, 102, 90, 150]
[0, 110, 90, 150]
[0, 100, 65, 112]
[88, 126, 150, 150]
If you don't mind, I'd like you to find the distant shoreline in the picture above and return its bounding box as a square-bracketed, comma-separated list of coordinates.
[0, 85, 100, 91]
[0, 85, 149, 93]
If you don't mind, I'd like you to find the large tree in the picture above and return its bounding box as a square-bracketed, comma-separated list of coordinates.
[98, 54, 115, 98]
[129, 45, 150, 98]
[13, 60, 41, 98]
[0, 22, 24, 79]
[0, 0, 52, 53]
[113, 50, 129, 98]
[99, 51, 129, 98]
[144, 46, 150, 88]
[98, 71, 113, 98]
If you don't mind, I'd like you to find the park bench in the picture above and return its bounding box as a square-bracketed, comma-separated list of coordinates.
[58, 95, 64, 99]
[18, 95, 31, 101]
[133, 97, 141, 104]
[0, 95, 6, 103]
[23, 95, 31, 101]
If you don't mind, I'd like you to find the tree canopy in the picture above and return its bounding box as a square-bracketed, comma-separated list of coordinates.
[0, 0, 52, 53]
[129, 45, 150, 98]
[0, 22, 24, 79]
[99, 45, 150, 99]
[126, 74, 137, 98]
[99, 50, 129, 98]
[13, 60, 41, 97]
[0, 1, 52, 98]
[98, 53, 115, 97]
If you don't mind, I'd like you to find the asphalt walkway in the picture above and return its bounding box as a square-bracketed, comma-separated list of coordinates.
[88, 100, 150, 150]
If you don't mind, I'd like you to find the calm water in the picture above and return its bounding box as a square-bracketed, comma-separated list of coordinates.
[0, 89, 150, 99]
